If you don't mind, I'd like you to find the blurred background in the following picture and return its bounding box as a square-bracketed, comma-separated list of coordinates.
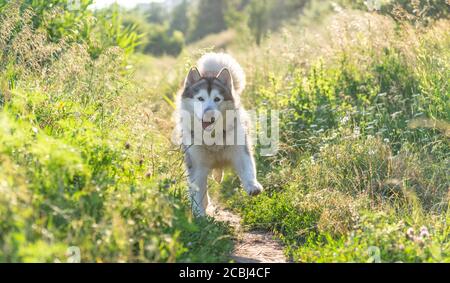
[92, 0, 448, 57]
[2, 0, 447, 58]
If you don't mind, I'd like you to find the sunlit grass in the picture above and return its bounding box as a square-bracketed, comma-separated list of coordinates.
[216, 6, 450, 263]
[1, 0, 449, 263]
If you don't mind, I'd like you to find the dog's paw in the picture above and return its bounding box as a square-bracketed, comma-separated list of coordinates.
[244, 181, 263, 196]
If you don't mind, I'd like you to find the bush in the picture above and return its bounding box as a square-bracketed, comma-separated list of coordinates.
[144, 25, 185, 57]
[121, 10, 185, 57]
[0, 1, 142, 59]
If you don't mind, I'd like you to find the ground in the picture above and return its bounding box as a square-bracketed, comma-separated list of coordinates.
[208, 200, 287, 263]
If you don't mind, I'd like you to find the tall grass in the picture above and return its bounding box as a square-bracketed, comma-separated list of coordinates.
[0, 2, 232, 262]
[217, 6, 450, 262]
[1, 0, 449, 263]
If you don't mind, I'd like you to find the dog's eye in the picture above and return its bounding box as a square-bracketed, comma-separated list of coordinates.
[198, 97, 205, 102]
[214, 97, 221, 102]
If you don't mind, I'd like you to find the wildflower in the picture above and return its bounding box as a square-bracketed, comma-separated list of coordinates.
[419, 226, 430, 239]
[353, 127, 361, 138]
[406, 227, 415, 240]
[341, 115, 350, 124]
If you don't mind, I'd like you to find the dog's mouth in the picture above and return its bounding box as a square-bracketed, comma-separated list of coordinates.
[202, 117, 216, 130]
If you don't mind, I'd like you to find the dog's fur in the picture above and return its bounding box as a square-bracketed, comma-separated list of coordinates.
[175, 53, 263, 216]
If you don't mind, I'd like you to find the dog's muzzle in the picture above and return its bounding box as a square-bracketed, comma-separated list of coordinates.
[202, 110, 218, 130]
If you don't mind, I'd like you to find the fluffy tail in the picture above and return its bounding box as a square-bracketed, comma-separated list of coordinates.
[197, 53, 246, 95]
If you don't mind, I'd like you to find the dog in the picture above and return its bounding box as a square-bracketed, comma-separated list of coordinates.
[174, 53, 263, 216]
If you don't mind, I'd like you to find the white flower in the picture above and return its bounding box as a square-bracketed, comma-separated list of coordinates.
[341, 115, 350, 124]
[353, 127, 361, 138]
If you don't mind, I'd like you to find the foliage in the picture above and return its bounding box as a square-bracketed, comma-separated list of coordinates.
[188, 0, 228, 42]
[169, 0, 190, 35]
[0, 1, 232, 263]
[0, 1, 142, 59]
[90, 4, 144, 58]
[144, 25, 185, 57]
[0, 0, 94, 41]
[218, 6, 450, 262]
[247, 0, 269, 46]
[295, 211, 450, 263]
[1, 0, 449, 263]
[122, 4, 185, 57]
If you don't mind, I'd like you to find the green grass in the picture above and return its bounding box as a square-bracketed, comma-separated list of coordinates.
[0, 3, 232, 263]
[1, 2, 449, 263]
[218, 9, 450, 263]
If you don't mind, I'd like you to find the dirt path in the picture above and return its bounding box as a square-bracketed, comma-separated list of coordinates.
[207, 202, 287, 263]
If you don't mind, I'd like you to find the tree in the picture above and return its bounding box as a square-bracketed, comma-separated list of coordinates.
[189, 0, 227, 42]
[169, 0, 190, 35]
[248, 0, 268, 45]
[144, 24, 184, 56]
[146, 2, 167, 24]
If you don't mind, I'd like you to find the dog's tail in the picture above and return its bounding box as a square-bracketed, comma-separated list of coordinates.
[197, 53, 246, 95]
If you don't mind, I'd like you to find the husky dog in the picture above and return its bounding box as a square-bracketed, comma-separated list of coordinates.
[174, 53, 263, 216]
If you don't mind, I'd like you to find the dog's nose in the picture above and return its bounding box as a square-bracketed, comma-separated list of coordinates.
[203, 109, 217, 122]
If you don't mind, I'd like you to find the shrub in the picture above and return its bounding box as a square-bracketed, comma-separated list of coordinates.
[0, 1, 142, 59]
[144, 25, 185, 57]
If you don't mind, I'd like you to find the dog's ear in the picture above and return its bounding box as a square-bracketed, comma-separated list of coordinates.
[185, 67, 201, 87]
[216, 68, 233, 92]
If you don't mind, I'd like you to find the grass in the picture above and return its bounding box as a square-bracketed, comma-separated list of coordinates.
[216, 8, 450, 262]
[1, 2, 449, 263]
[0, 3, 232, 263]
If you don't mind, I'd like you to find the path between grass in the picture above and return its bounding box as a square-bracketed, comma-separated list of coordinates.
[207, 201, 287, 263]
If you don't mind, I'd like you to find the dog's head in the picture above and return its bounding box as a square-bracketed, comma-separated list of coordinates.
[181, 67, 237, 132]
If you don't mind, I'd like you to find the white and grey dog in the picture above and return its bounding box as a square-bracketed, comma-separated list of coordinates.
[174, 53, 263, 216]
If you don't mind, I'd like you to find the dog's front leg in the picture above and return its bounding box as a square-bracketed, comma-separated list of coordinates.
[231, 146, 263, 196]
[188, 166, 210, 217]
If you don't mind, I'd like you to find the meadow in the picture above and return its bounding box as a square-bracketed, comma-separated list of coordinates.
[0, 0, 449, 262]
